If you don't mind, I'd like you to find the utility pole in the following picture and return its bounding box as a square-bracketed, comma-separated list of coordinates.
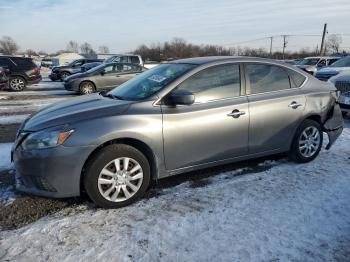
[269, 36, 273, 57]
[320, 23, 327, 56]
[282, 35, 288, 60]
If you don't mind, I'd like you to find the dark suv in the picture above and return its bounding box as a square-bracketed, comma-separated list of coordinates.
[0, 56, 41, 91]
[49, 59, 103, 81]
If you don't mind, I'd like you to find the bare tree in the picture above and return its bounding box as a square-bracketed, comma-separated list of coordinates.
[0, 36, 19, 55]
[98, 45, 110, 54]
[80, 42, 95, 54]
[26, 49, 38, 57]
[326, 34, 342, 53]
[66, 40, 79, 53]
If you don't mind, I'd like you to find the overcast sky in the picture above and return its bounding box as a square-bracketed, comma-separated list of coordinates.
[0, 0, 349, 54]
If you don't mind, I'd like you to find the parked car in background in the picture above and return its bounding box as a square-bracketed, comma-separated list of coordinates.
[328, 69, 350, 115]
[64, 62, 147, 94]
[104, 54, 144, 66]
[0, 66, 10, 90]
[295, 56, 340, 74]
[81, 62, 102, 72]
[0, 56, 42, 91]
[49, 58, 103, 81]
[13, 56, 343, 208]
[315, 56, 350, 81]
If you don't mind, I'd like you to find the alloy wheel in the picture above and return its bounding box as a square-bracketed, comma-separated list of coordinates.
[298, 126, 321, 158]
[81, 83, 94, 94]
[97, 157, 144, 202]
[10, 78, 25, 90]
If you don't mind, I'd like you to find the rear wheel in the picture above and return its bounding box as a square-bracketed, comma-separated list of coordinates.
[9, 76, 26, 91]
[289, 119, 323, 163]
[84, 144, 151, 208]
[79, 81, 96, 95]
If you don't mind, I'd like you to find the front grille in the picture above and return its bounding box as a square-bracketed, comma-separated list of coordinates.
[20, 175, 57, 192]
[335, 81, 350, 94]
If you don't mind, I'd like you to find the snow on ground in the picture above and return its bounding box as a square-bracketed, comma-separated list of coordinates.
[0, 143, 13, 171]
[0, 127, 349, 261]
[0, 143, 15, 205]
[0, 114, 30, 125]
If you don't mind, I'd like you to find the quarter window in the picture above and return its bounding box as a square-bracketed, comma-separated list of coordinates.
[246, 64, 290, 94]
[176, 64, 241, 103]
[286, 69, 306, 88]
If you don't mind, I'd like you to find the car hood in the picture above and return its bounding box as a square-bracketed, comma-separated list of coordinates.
[23, 94, 132, 131]
[65, 72, 89, 81]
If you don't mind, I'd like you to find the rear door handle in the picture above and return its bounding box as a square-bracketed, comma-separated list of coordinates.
[288, 101, 303, 109]
[227, 109, 246, 118]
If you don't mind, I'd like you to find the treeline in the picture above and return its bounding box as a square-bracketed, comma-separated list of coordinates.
[134, 38, 334, 62]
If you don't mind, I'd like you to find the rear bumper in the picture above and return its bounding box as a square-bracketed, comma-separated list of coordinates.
[323, 103, 344, 150]
[27, 75, 42, 85]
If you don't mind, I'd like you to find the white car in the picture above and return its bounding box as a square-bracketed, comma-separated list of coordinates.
[328, 69, 350, 115]
[315, 56, 350, 81]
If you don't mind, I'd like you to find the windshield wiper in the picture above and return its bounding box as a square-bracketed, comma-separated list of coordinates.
[99, 91, 124, 100]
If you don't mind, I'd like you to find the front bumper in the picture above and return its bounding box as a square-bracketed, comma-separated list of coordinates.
[49, 73, 60, 81]
[0, 81, 8, 89]
[13, 143, 95, 198]
[64, 81, 79, 91]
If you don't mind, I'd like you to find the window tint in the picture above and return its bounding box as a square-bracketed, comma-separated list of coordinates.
[176, 64, 240, 103]
[103, 65, 114, 74]
[0, 58, 10, 67]
[286, 69, 306, 88]
[10, 57, 35, 68]
[130, 56, 140, 64]
[246, 64, 290, 94]
[119, 56, 129, 63]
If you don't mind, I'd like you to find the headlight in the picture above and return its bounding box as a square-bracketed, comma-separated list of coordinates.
[21, 128, 74, 150]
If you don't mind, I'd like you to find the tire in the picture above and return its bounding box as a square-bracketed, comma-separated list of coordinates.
[84, 144, 151, 208]
[289, 119, 323, 163]
[60, 71, 70, 81]
[9, 76, 26, 91]
[79, 81, 96, 95]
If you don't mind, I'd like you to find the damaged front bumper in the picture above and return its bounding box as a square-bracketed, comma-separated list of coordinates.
[323, 103, 344, 150]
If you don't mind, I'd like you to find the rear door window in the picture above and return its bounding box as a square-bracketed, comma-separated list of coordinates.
[286, 69, 306, 88]
[246, 64, 291, 94]
[10, 57, 35, 68]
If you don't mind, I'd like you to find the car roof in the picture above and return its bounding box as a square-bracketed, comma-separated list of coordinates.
[168, 56, 291, 65]
[303, 56, 341, 59]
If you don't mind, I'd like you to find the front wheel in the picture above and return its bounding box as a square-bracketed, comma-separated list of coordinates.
[9, 76, 26, 91]
[60, 71, 70, 81]
[289, 119, 323, 163]
[84, 144, 151, 208]
[79, 81, 96, 95]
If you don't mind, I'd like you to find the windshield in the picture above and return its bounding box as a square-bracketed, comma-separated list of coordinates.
[297, 58, 319, 65]
[108, 63, 195, 100]
[104, 56, 117, 63]
[330, 56, 350, 67]
[86, 63, 108, 73]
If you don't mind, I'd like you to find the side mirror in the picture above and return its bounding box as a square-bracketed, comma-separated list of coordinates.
[164, 90, 195, 106]
[100, 70, 105, 76]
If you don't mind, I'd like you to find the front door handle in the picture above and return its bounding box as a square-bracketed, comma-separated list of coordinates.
[288, 101, 303, 109]
[227, 109, 246, 118]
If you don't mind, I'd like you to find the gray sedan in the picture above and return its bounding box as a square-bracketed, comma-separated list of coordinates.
[64, 62, 146, 95]
[12, 56, 343, 208]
